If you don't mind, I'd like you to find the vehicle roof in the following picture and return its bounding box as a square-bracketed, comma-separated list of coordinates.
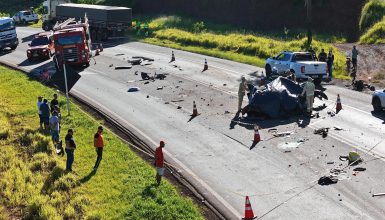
[282, 51, 312, 54]
[60, 3, 131, 10]
[36, 31, 52, 37]
[54, 27, 84, 35]
[0, 17, 13, 24]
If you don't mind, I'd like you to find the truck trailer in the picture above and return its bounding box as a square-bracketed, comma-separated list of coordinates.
[42, 0, 132, 41]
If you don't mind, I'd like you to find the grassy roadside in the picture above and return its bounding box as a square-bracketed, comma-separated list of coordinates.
[360, 16, 385, 44]
[134, 16, 350, 80]
[0, 65, 204, 219]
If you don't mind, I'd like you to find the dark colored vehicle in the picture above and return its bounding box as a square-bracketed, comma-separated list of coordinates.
[27, 33, 54, 61]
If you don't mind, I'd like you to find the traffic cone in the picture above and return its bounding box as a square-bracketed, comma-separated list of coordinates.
[170, 51, 175, 62]
[336, 94, 342, 113]
[192, 101, 198, 116]
[243, 196, 256, 220]
[99, 43, 103, 52]
[254, 125, 261, 142]
[202, 59, 208, 72]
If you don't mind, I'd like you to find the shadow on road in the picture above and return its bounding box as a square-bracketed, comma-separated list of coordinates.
[18, 58, 50, 67]
[21, 33, 36, 43]
[371, 111, 385, 124]
[0, 49, 13, 56]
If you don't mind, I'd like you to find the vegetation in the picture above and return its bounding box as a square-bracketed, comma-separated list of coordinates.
[135, 16, 349, 79]
[360, 0, 385, 32]
[0, 66, 203, 219]
[360, 16, 385, 44]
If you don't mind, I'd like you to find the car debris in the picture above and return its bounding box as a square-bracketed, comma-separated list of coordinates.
[132, 56, 154, 62]
[372, 193, 385, 197]
[318, 176, 338, 185]
[115, 53, 124, 56]
[353, 167, 366, 171]
[128, 58, 142, 65]
[109, 64, 113, 67]
[157, 86, 163, 90]
[314, 127, 329, 138]
[154, 73, 167, 80]
[141, 72, 153, 80]
[334, 126, 343, 131]
[115, 66, 132, 70]
[127, 87, 140, 92]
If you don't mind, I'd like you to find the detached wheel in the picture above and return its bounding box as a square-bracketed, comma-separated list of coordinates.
[372, 97, 382, 112]
[265, 64, 272, 77]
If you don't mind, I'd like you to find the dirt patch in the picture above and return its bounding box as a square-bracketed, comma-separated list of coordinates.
[334, 43, 385, 87]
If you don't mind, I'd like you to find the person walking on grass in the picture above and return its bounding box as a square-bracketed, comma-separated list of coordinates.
[154, 141, 165, 185]
[37, 96, 43, 129]
[65, 129, 76, 172]
[93, 126, 104, 171]
[40, 99, 50, 131]
[49, 111, 60, 144]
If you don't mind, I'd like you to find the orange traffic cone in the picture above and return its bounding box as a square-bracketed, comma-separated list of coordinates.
[99, 43, 103, 52]
[202, 59, 208, 72]
[336, 94, 342, 113]
[192, 101, 198, 116]
[170, 51, 175, 62]
[254, 125, 261, 142]
[243, 196, 256, 220]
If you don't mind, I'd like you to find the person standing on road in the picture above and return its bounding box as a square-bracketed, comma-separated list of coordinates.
[93, 126, 104, 171]
[37, 96, 43, 129]
[301, 77, 315, 116]
[65, 129, 76, 172]
[238, 76, 249, 112]
[318, 49, 327, 62]
[49, 111, 60, 144]
[308, 46, 317, 60]
[40, 99, 50, 131]
[352, 45, 359, 71]
[154, 141, 165, 185]
[327, 50, 334, 79]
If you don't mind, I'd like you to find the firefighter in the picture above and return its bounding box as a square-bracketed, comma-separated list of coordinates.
[238, 76, 249, 112]
[301, 77, 315, 115]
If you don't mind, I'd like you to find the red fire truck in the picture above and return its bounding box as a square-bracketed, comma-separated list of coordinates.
[53, 16, 92, 70]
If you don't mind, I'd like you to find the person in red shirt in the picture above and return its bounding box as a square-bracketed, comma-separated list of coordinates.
[93, 126, 104, 171]
[155, 141, 165, 185]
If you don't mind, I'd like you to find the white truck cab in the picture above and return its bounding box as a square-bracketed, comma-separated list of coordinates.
[266, 51, 328, 85]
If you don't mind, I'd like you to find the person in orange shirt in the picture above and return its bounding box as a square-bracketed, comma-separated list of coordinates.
[93, 126, 104, 171]
[154, 141, 165, 185]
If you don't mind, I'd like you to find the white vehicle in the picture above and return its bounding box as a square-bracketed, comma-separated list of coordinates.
[0, 17, 19, 51]
[372, 90, 385, 111]
[12, 10, 39, 25]
[265, 52, 328, 85]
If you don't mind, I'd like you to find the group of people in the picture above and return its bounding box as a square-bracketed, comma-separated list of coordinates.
[308, 47, 335, 79]
[37, 95, 105, 173]
[36, 94, 166, 184]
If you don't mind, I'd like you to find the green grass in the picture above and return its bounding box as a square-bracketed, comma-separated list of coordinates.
[134, 16, 349, 80]
[360, 16, 385, 44]
[0, 66, 203, 220]
[360, 0, 385, 32]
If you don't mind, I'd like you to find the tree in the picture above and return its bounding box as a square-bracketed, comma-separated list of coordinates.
[305, 0, 312, 47]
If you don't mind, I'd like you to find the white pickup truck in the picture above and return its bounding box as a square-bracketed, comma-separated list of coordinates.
[12, 11, 39, 25]
[265, 52, 327, 85]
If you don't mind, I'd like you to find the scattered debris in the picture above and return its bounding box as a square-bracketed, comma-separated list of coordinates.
[132, 56, 154, 62]
[348, 152, 362, 165]
[165, 102, 170, 104]
[144, 81, 149, 84]
[273, 131, 293, 137]
[127, 87, 140, 92]
[128, 58, 142, 65]
[157, 86, 163, 90]
[314, 128, 329, 138]
[353, 167, 366, 172]
[146, 95, 149, 98]
[109, 64, 113, 67]
[134, 71, 138, 75]
[225, 110, 230, 114]
[115, 66, 132, 70]
[327, 162, 335, 164]
[177, 106, 182, 109]
[141, 72, 153, 80]
[318, 176, 338, 185]
[284, 150, 291, 153]
[223, 84, 227, 86]
[372, 193, 385, 197]
[155, 73, 167, 80]
[171, 99, 184, 103]
[115, 53, 125, 56]
[334, 126, 343, 131]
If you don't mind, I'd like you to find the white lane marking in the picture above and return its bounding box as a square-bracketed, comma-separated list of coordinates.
[71, 88, 241, 219]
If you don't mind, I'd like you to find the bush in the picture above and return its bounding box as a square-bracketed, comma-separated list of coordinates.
[30, 153, 57, 172]
[360, 0, 385, 31]
[53, 174, 79, 191]
[360, 16, 385, 44]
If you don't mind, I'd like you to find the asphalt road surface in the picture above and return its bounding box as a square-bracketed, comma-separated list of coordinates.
[2, 27, 385, 219]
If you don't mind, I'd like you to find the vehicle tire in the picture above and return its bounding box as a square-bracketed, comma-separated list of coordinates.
[22, 19, 27, 25]
[265, 64, 272, 77]
[314, 78, 322, 86]
[34, 20, 38, 24]
[372, 97, 382, 112]
[10, 46, 17, 50]
[85, 62, 90, 67]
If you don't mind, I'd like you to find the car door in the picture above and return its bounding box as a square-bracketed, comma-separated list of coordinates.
[274, 53, 285, 73]
[280, 53, 292, 72]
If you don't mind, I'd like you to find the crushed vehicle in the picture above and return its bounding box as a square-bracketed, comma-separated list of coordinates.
[265, 51, 328, 85]
[27, 32, 54, 61]
[244, 76, 327, 118]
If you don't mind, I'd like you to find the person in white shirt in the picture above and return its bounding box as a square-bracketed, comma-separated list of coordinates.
[49, 111, 60, 144]
[37, 96, 43, 129]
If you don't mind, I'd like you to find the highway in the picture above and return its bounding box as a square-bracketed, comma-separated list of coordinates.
[2, 27, 385, 219]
